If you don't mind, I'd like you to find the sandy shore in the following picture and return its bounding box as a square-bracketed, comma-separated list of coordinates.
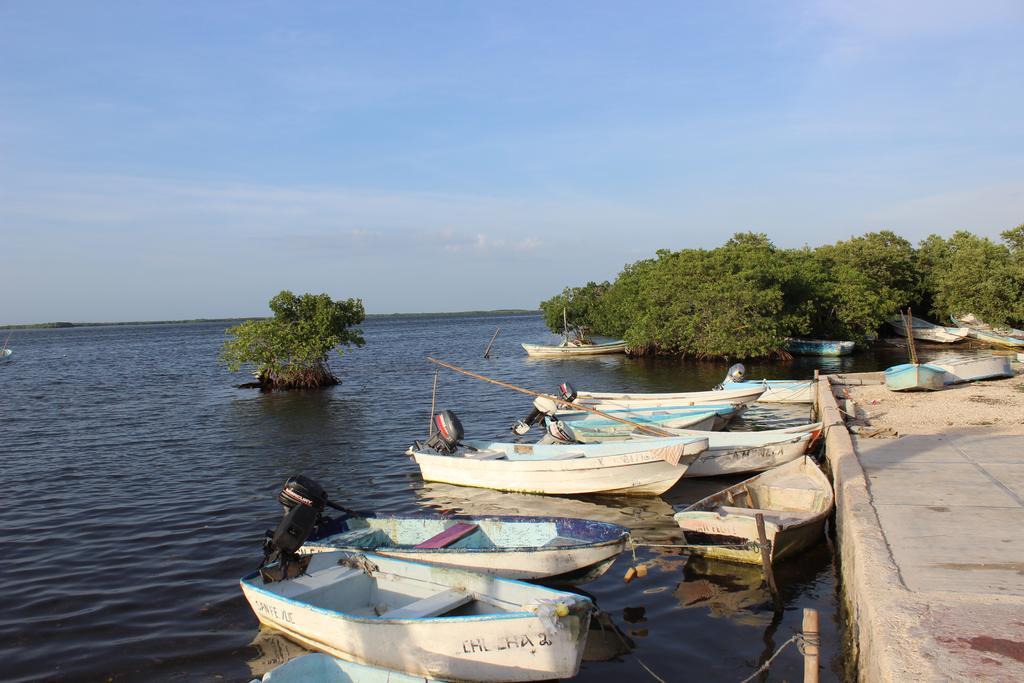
[843, 364, 1024, 434]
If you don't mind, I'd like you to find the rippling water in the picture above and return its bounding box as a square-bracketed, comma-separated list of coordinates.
[1, 314, 912, 682]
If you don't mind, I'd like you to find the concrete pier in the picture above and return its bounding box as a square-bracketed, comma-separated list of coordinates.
[817, 376, 1024, 681]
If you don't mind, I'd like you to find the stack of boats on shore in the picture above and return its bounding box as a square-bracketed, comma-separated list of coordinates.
[245, 367, 836, 682]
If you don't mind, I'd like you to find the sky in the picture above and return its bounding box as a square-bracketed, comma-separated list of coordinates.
[2, 1, 1023, 323]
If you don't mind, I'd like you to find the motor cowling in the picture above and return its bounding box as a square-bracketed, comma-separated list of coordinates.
[544, 418, 578, 444]
[512, 395, 560, 434]
[425, 410, 464, 454]
[558, 382, 577, 402]
[261, 475, 330, 579]
[714, 363, 746, 390]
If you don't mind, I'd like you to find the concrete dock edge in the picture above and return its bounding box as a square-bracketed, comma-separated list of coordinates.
[816, 377, 937, 680]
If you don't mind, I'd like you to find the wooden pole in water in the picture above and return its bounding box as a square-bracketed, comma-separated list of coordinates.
[803, 608, 820, 683]
[483, 326, 501, 359]
[755, 513, 781, 608]
[428, 369, 439, 438]
[426, 356, 679, 437]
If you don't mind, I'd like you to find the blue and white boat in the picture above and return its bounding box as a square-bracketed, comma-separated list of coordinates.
[784, 338, 855, 356]
[0, 348, 11, 362]
[929, 354, 1013, 384]
[950, 314, 1024, 349]
[305, 513, 629, 584]
[256, 652, 431, 682]
[884, 363, 947, 392]
[554, 402, 741, 431]
[241, 551, 593, 682]
[712, 363, 813, 403]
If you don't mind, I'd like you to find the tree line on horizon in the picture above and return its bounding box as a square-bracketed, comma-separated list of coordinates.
[540, 226, 1024, 360]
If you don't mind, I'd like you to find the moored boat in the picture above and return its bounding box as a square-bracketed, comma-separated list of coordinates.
[573, 384, 766, 409]
[721, 379, 814, 403]
[0, 348, 11, 362]
[305, 513, 629, 584]
[928, 354, 1013, 384]
[552, 403, 742, 432]
[888, 315, 969, 343]
[241, 550, 592, 682]
[521, 340, 627, 357]
[952, 314, 1024, 340]
[883, 363, 947, 392]
[784, 338, 855, 356]
[674, 457, 834, 564]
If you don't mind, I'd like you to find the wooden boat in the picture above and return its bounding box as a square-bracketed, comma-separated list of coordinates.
[884, 363, 947, 391]
[304, 513, 629, 584]
[574, 384, 766, 409]
[784, 338, 855, 356]
[557, 424, 818, 478]
[241, 550, 592, 682]
[720, 379, 813, 403]
[521, 340, 627, 357]
[928, 354, 1013, 384]
[674, 457, 834, 564]
[951, 314, 1024, 348]
[888, 315, 969, 343]
[553, 403, 741, 432]
[408, 436, 709, 496]
[257, 652, 430, 682]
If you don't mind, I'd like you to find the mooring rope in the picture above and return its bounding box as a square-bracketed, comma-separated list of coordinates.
[738, 633, 807, 683]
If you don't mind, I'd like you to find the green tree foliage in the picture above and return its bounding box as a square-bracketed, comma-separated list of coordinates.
[539, 281, 610, 341]
[538, 225, 1024, 359]
[221, 291, 365, 389]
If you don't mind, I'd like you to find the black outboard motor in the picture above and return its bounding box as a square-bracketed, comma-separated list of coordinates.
[260, 475, 330, 581]
[424, 410, 465, 454]
[511, 383, 578, 435]
[714, 363, 746, 390]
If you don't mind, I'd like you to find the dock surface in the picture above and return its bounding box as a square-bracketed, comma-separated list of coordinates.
[821, 373, 1024, 681]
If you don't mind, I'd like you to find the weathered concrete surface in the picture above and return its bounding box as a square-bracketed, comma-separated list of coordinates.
[818, 377, 1024, 682]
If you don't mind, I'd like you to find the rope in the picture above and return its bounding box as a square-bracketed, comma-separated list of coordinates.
[738, 633, 805, 683]
[594, 608, 668, 683]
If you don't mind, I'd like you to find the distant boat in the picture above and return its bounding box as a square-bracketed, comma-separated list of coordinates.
[928, 354, 1013, 384]
[407, 436, 709, 496]
[521, 340, 627, 357]
[674, 457, 834, 564]
[883, 363, 946, 392]
[304, 513, 629, 584]
[0, 348, 11, 362]
[241, 550, 593, 681]
[888, 315, 969, 344]
[256, 653, 430, 683]
[950, 314, 1024, 349]
[784, 338, 855, 356]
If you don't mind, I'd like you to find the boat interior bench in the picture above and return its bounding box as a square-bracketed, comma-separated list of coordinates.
[384, 588, 473, 619]
[414, 523, 479, 549]
[462, 450, 507, 460]
[716, 505, 816, 526]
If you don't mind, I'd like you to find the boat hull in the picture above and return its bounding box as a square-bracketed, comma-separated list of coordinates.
[260, 653, 429, 682]
[884, 363, 946, 392]
[412, 446, 697, 496]
[575, 385, 764, 406]
[241, 553, 592, 682]
[929, 354, 1013, 384]
[674, 511, 829, 564]
[304, 515, 628, 583]
[521, 341, 627, 357]
[784, 339, 855, 356]
[684, 436, 811, 478]
[723, 380, 814, 403]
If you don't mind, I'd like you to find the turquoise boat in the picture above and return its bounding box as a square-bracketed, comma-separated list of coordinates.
[784, 338, 855, 356]
[554, 403, 741, 432]
[884, 363, 946, 392]
[257, 653, 431, 682]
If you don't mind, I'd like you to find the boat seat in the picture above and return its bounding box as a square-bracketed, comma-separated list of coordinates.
[716, 505, 816, 525]
[414, 523, 479, 549]
[463, 450, 507, 460]
[543, 452, 586, 461]
[384, 588, 473, 619]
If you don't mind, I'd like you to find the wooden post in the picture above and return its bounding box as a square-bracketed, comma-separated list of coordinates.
[483, 326, 500, 359]
[755, 513, 781, 609]
[803, 607, 820, 683]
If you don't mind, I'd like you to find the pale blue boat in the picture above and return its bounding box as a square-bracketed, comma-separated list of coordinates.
[0, 348, 11, 362]
[257, 653, 431, 682]
[721, 379, 813, 403]
[785, 338, 855, 356]
[554, 403, 740, 431]
[884, 363, 947, 392]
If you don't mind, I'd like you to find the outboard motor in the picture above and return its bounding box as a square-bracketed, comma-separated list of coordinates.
[714, 363, 746, 390]
[512, 395, 560, 435]
[424, 410, 465, 454]
[543, 417, 578, 444]
[260, 475, 329, 581]
[558, 382, 577, 402]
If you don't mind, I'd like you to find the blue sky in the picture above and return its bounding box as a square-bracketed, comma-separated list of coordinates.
[2, 1, 1022, 322]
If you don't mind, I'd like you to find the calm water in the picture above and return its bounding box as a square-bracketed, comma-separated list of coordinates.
[1, 314, 915, 682]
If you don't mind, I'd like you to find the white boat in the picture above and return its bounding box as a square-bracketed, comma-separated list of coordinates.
[552, 403, 742, 432]
[674, 457, 834, 564]
[521, 340, 627, 357]
[0, 348, 11, 362]
[304, 513, 629, 584]
[408, 437, 709, 496]
[883, 363, 946, 391]
[573, 385, 766, 409]
[928, 354, 1013, 384]
[952, 313, 1024, 340]
[256, 652, 430, 682]
[556, 423, 819, 478]
[888, 315, 969, 343]
[720, 379, 814, 403]
[241, 550, 592, 682]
